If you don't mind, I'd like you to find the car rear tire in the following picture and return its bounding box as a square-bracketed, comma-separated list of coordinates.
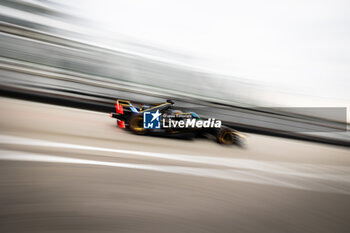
[129, 115, 147, 135]
[216, 128, 235, 145]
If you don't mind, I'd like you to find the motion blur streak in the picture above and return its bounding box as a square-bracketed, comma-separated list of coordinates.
[1, 134, 350, 183]
[1, 97, 350, 233]
[0, 149, 350, 196]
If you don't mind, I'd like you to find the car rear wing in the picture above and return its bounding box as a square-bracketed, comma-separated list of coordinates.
[115, 99, 140, 114]
[110, 99, 139, 129]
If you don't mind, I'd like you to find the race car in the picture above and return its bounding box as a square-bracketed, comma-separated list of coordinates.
[110, 99, 245, 146]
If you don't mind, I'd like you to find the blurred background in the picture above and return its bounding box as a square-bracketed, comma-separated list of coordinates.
[1, 1, 350, 233]
[0, 0, 349, 143]
[1, 0, 350, 105]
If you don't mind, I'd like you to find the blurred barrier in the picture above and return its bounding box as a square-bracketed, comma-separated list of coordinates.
[0, 22, 349, 147]
[0, 22, 249, 105]
[1, 58, 349, 147]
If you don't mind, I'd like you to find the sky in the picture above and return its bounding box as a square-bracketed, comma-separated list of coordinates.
[59, 0, 350, 105]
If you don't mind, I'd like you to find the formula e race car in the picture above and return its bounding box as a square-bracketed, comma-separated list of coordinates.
[110, 99, 245, 146]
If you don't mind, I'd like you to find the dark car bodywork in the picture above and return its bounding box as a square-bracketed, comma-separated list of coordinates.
[110, 99, 245, 145]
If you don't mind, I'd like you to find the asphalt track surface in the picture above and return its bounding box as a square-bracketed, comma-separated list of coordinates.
[1, 97, 350, 233]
